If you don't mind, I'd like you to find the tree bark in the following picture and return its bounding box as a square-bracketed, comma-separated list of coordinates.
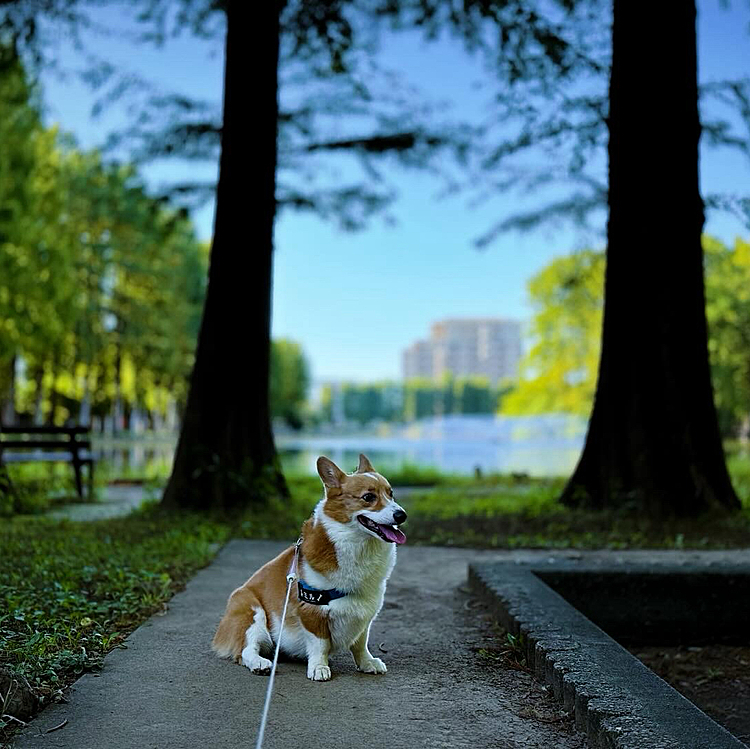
[560, 0, 739, 516]
[162, 0, 288, 513]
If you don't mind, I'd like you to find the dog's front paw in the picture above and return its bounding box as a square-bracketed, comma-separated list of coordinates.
[242, 653, 273, 675]
[307, 664, 332, 681]
[357, 657, 387, 675]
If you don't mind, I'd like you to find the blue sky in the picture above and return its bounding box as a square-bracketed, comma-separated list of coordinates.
[37, 2, 750, 383]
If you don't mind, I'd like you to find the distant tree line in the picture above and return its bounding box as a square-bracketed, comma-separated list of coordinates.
[0, 44, 206, 429]
[505, 238, 750, 440]
[269, 339, 309, 429]
[319, 376, 511, 425]
[0, 46, 309, 432]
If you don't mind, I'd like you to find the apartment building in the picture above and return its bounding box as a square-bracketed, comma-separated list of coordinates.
[402, 318, 522, 384]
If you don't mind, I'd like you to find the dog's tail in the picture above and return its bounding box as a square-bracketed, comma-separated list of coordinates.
[212, 586, 264, 662]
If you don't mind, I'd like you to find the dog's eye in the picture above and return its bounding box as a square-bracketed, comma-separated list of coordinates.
[362, 493, 377, 502]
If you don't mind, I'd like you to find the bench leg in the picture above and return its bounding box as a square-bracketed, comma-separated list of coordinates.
[72, 459, 84, 500]
[88, 461, 94, 500]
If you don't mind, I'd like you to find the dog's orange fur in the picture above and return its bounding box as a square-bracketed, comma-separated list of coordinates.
[212, 546, 295, 662]
[299, 517, 338, 574]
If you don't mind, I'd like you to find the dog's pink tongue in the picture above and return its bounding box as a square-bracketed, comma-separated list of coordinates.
[379, 523, 407, 545]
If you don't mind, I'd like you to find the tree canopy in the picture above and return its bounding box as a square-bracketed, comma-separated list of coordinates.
[502, 249, 603, 418]
[705, 236, 750, 440]
[0, 43, 205, 426]
[505, 238, 750, 442]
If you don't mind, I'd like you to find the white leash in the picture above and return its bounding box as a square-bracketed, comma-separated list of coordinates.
[255, 538, 302, 749]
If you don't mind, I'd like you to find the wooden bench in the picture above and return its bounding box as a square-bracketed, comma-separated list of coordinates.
[0, 426, 95, 499]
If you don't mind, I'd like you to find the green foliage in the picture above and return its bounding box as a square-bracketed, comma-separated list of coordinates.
[342, 384, 388, 425]
[453, 376, 496, 414]
[704, 237, 750, 436]
[0, 45, 207, 425]
[0, 462, 86, 517]
[504, 238, 750, 436]
[270, 339, 310, 429]
[403, 378, 439, 420]
[0, 509, 228, 738]
[502, 249, 604, 417]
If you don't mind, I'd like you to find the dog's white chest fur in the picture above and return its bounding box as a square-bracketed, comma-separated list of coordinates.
[300, 504, 396, 653]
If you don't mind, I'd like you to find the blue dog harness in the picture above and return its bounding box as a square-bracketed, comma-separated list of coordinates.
[297, 579, 348, 606]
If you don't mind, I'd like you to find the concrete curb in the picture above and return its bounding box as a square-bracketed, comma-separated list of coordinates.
[469, 561, 747, 749]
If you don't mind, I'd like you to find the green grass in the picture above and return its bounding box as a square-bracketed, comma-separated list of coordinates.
[269, 459, 750, 550]
[402, 478, 565, 520]
[726, 449, 750, 504]
[398, 457, 750, 549]
[0, 462, 88, 517]
[271, 466, 750, 549]
[0, 508, 229, 741]
[0, 480, 325, 743]
[379, 462, 454, 486]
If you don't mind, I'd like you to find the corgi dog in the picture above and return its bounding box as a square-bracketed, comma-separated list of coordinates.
[211, 454, 407, 681]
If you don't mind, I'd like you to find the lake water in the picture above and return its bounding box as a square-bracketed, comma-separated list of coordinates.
[95, 414, 587, 478]
[278, 414, 586, 477]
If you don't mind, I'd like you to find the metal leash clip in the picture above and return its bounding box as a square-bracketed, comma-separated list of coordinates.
[287, 536, 302, 583]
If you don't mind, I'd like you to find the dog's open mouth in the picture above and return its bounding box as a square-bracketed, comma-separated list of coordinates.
[357, 515, 407, 544]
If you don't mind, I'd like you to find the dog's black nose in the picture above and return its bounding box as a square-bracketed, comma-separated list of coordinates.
[393, 509, 407, 525]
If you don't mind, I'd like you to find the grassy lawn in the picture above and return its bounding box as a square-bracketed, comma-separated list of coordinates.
[0, 510, 228, 743]
[397, 453, 750, 549]
[401, 482, 750, 548]
[2, 451, 750, 743]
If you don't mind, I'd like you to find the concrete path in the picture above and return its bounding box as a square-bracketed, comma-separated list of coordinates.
[15, 542, 588, 749]
[47, 485, 151, 521]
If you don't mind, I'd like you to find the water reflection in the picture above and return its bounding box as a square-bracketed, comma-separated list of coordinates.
[95, 439, 176, 479]
[93, 415, 586, 479]
[278, 415, 585, 477]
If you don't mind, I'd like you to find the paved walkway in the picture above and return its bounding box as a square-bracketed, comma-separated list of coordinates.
[15, 541, 589, 749]
[47, 485, 150, 521]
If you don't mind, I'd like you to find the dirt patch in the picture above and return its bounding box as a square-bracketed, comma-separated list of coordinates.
[461, 590, 587, 746]
[631, 644, 750, 746]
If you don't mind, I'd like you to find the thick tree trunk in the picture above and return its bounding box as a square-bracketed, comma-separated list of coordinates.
[162, 0, 288, 513]
[560, 0, 739, 516]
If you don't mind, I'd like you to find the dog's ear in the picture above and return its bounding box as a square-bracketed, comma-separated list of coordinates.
[357, 453, 375, 474]
[317, 456, 346, 488]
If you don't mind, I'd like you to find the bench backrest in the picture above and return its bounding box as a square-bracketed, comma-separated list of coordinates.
[1, 426, 90, 436]
[0, 426, 92, 451]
